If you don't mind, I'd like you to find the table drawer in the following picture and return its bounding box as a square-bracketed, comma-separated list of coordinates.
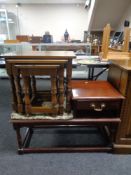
[73, 100, 123, 117]
[75, 100, 121, 111]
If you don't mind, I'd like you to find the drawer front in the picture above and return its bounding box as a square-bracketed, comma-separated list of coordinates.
[73, 100, 122, 117]
[75, 100, 122, 112]
[72, 100, 123, 118]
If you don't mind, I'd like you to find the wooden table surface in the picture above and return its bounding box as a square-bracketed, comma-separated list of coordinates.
[71, 80, 124, 99]
[111, 59, 131, 71]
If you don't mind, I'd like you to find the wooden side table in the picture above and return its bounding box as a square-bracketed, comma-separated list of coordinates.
[4, 51, 75, 113]
[71, 80, 124, 151]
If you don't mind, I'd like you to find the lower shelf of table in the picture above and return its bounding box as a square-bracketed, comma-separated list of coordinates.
[11, 117, 121, 126]
[11, 118, 120, 154]
[14, 126, 114, 154]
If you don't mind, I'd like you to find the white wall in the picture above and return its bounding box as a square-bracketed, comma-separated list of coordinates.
[0, 3, 96, 41]
[117, 3, 131, 31]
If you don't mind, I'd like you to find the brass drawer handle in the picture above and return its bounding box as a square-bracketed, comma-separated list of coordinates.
[91, 103, 106, 112]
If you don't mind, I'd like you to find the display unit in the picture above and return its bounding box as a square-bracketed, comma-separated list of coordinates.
[0, 9, 18, 41]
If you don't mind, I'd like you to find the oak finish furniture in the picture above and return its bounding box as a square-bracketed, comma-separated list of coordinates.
[4, 40, 19, 43]
[16, 35, 30, 42]
[5, 51, 75, 113]
[6, 59, 68, 113]
[12, 64, 63, 116]
[100, 24, 131, 60]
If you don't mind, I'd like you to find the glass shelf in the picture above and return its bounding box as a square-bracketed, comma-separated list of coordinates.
[0, 43, 91, 55]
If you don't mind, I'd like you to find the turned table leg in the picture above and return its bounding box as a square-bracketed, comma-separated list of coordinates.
[66, 59, 72, 113]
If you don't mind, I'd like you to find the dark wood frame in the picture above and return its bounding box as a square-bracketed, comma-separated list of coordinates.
[12, 118, 121, 154]
[10, 80, 124, 154]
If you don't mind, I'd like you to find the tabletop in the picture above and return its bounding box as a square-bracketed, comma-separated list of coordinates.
[73, 55, 109, 67]
[111, 59, 131, 71]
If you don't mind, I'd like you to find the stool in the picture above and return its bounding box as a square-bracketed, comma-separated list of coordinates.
[6, 59, 67, 114]
[13, 64, 63, 116]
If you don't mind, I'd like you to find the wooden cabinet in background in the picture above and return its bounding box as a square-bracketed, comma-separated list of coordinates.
[91, 45, 101, 55]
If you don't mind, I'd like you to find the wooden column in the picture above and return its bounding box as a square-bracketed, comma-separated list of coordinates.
[122, 27, 130, 52]
[101, 24, 111, 59]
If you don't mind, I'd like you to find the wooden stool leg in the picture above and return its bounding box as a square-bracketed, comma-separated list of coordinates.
[23, 76, 31, 115]
[31, 76, 36, 98]
[6, 63, 18, 112]
[14, 74, 23, 113]
[51, 75, 57, 114]
[9, 75, 18, 112]
[23, 127, 33, 148]
[13, 125, 23, 154]
[66, 59, 72, 113]
[58, 66, 64, 115]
